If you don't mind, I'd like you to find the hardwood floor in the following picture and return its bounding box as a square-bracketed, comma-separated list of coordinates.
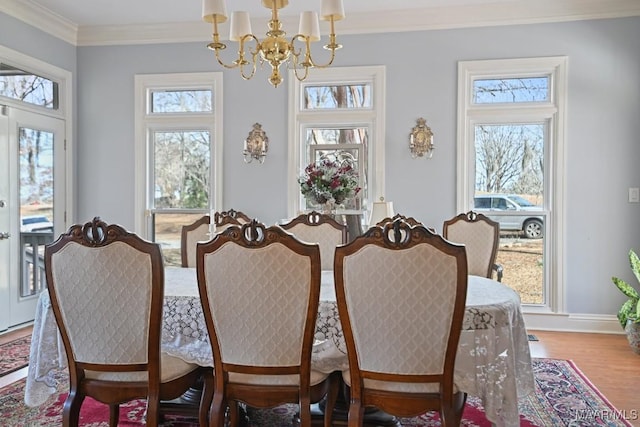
[1, 326, 639, 423]
[528, 330, 640, 423]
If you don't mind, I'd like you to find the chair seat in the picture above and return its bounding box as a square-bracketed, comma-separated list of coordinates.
[342, 370, 459, 394]
[229, 369, 330, 387]
[85, 353, 199, 383]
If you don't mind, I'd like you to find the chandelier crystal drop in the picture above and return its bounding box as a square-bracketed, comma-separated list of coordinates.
[202, 0, 344, 87]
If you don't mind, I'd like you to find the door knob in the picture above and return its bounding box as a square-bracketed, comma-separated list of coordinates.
[0, 232, 10, 240]
[0, 200, 5, 208]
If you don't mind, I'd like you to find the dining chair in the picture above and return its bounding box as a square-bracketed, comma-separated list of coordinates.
[279, 211, 347, 271]
[44, 217, 204, 427]
[181, 215, 211, 267]
[334, 219, 469, 426]
[213, 208, 252, 224]
[374, 212, 422, 227]
[442, 210, 504, 282]
[212, 212, 242, 233]
[373, 213, 438, 234]
[181, 214, 243, 267]
[196, 220, 338, 427]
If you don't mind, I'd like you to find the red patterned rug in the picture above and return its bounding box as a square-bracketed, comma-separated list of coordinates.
[0, 335, 31, 377]
[0, 358, 633, 426]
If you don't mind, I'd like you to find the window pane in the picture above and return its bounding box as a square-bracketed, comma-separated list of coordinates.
[474, 123, 544, 198]
[152, 212, 206, 267]
[496, 235, 544, 304]
[0, 63, 57, 109]
[473, 122, 545, 305]
[151, 89, 212, 113]
[153, 130, 210, 208]
[305, 127, 368, 146]
[303, 84, 372, 109]
[304, 127, 369, 210]
[473, 77, 549, 103]
[307, 147, 365, 211]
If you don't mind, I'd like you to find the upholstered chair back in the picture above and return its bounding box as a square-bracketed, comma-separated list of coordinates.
[443, 211, 500, 279]
[336, 223, 467, 383]
[196, 221, 337, 427]
[181, 215, 210, 268]
[48, 240, 154, 368]
[333, 220, 468, 424]
[45, 217, 203, 427]
[280, 211, 347, 270]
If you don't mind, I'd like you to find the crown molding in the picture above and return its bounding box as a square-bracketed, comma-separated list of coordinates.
[2, 0, 640, 47]
[1, 0, 78, 45]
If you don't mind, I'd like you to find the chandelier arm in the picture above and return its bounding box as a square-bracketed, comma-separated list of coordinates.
[292, 64, 311, 82]
[304, 46, 337, 69]
[238, 35, 260, 80]
[239, 60, 258, 81]
[214, 49, 240, 69]
[291, 35, 312, 68]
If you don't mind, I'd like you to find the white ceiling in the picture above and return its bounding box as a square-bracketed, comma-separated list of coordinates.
[23, 0, 519, 27]
[2, 0, 640, 46]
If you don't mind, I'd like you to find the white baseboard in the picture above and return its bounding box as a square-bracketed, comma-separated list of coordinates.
[523, 312, 625, 334]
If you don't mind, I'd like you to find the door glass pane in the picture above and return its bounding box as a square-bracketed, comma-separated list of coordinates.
[473, 77, 549, 104]
[19, 126, 54, 297]
[473, 123, 545, 304]
[153, 130, 210, 209]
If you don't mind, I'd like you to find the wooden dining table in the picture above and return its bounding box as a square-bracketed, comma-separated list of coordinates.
[25, 267, 534, 427]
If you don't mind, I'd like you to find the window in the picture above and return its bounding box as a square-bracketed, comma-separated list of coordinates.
[457, 57, 567, 312]
[288, 66, 385, 221]
[134, 72, 223, 266]
[0, 63, 58, 109]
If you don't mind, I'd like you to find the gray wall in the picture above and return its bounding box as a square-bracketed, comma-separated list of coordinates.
[3, 12, 640, 320]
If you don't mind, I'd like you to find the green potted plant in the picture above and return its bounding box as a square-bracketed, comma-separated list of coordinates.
[612, 249, 640, 354]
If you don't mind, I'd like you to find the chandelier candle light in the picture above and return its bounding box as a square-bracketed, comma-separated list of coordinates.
[202, 0, 345, 87]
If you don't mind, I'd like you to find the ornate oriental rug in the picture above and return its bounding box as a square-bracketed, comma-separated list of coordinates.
[0, 358, 633, 426]
[0, 335, 31, 377]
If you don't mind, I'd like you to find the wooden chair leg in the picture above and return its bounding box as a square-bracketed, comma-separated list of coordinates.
[146, 396, 160, 427]
[210, 394, 227, 427]
[323, 373, 340, 427]
[62, 390, 83, 427]
[108, 403, 119, 427]
[199, 369, 214, 427]
[347, 400, 363, 427]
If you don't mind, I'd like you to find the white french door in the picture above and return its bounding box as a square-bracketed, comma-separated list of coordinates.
[0, 105, 65, 331]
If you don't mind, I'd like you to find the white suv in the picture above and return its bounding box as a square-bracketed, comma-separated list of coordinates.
[473, 194, 543, 239]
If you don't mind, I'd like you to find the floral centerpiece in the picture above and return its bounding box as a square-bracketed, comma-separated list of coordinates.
[298, 158, 361, 209]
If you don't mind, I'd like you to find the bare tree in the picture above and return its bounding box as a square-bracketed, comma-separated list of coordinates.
[475, 124, 543, 195]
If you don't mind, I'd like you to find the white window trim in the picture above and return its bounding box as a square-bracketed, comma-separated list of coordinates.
[0, 44, 74, 232]
[287, 65, 386, 219]
[134, 72, 223, 238]
[456, 57, 568, 314]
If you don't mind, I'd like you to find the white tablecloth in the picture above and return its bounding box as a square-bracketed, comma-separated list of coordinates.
[25, 268, 534, 427]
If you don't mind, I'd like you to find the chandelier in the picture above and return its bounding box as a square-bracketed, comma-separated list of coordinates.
[202, 0, 345, 87]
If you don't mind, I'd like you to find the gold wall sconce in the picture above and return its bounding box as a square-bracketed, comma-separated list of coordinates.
[409, 117, 434, 159]
[243, 123, 269, 164]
